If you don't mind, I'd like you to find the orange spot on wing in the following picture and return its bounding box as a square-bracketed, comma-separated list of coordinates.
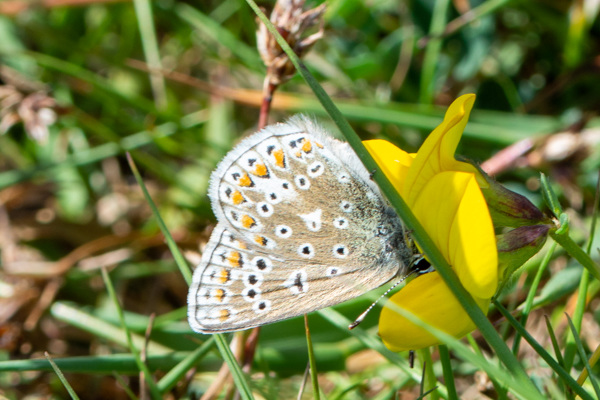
[232, 190, 245, 205]
[238, 173, 253, 187]
[219, 269, 231, 283]
[295, 151, 302, 158]
[273, 149, 285, 168]
[241, 215, 256, 229]
[302, 139, 312, 153]
[315, 142, 324, 149]
[254, 235, 268, 246]
[254, 163, 268, 177]
[227, 251, 242, 267]
[215, 289, 226, 302]
[219, 309, 230, 322]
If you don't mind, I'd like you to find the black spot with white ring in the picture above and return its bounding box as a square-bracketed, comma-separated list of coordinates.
[243, 287, 261, 302]
[340, 201, 353, 212]
[337, 173, 351, 184]
[244, 272, 263, 287]
[298, 243, 314, 258]
[307, 161, 324, 178]
[256, 202, 274, 217]
[333, 217, 349, 229]
[267, 192, 282, 204]
[333, 244, 349, 259]
[293, 273, 305, 293]
[253, 299, 271, 313]
[275, 225, 292, 238]
[294, 174, 310, 190]
[284, 270, 309, 295]
[252, 257, 273, 272]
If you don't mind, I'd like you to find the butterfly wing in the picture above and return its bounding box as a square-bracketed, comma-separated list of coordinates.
[188, 117, 413, 333]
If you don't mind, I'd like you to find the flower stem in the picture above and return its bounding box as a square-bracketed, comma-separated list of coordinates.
[304, 315, 320, 400]
[438, 345, 458, 400]
[549, 230, 600, 281]
[258, 81, 276, 129]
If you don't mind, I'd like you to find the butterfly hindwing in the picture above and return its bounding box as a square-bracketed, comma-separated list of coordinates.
[188, 117, 412, 333]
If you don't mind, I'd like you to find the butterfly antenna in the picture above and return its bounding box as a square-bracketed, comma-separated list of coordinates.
[348, 255, 432, 330]
[348, 269, 418, 330]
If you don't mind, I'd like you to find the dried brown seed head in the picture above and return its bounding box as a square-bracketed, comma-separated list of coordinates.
[257, 0, 326, 86]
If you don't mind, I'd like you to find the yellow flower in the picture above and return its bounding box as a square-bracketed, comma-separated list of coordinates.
[363, 94, 498, 352]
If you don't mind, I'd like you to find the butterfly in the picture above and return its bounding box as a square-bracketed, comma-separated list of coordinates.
[187, 116, 416, 333]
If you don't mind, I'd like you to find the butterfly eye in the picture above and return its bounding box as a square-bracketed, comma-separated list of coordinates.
[413, 258, 433, 274]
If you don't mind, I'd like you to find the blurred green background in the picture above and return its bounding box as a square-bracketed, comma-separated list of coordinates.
[1, 0, 599, 398]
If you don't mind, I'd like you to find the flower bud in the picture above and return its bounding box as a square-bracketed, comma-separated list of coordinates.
[477, 168, 548, 228]
[497, 224, 551, 282]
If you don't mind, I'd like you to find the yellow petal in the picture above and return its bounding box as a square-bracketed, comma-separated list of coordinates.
[379, 272, 490, 352]
[363, 139, 414, 191]
[403, 94, 482, 206]
[411, 171, 497, 298]
[449, 174, 498, 298]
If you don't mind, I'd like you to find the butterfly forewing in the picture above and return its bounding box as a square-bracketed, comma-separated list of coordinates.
[188, 117, 412, 333]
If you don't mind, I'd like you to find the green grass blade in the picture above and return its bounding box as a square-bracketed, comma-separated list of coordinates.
[578, 345, 600, 387]
[50, 301, 173, 355]
[563, 269, 590, 370]
[382, 300, 541, 400]
[133, 0, 168, 109]
[443, 0, 513, 37]
[466, 334, 506, 398]
[544, 315, 566, 370]
[564, 1, 587, 67]
[101, 267, 163, 399]
[214, 333, 255, 400]
[550, 231, 600, 281]
[438, 345, 458, 400]
[126, 152, 192, 285]
[417, 347, 439, 400]
[304, 315, 321, 400]
[419, 0, 451, 104]
[45, 352, 81, 400]
[272, 93, 565, 145]
[113, 373, 140, 400]
[317, 308, 430, 388]
[513, 241, 557, 354]
[540, 173, 563, 218]
[23, 51, 161, 116]
[175, 3, 262, 69]
[494, 300, 593, 400]
[565, 314, 600, 397]
[0, 352, 196, 374]
[156, 337, 215, 393]
[585, 171, 600, 255]
[0, 122, 179, 190]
